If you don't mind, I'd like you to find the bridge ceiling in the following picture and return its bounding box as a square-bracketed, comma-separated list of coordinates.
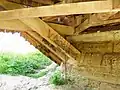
[2, 0, 120, 84]
[0, 0, 120, 64]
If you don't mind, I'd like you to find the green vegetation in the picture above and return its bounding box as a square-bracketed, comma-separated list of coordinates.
[49, 70, 65, 85]
[0, 51, 52, 77]
[28, 70, 48, 78]
[0, 51, 67, 85]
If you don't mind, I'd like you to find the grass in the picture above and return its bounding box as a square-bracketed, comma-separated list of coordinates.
[49, 70, 66, 85]
[28, 70, 48, 78]
[0, 51, 52, 77]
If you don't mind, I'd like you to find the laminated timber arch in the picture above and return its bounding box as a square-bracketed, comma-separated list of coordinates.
[1, 0, 120, 85]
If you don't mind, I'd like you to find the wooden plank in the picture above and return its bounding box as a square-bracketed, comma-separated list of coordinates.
[0, 0, 23, 9]
[47, 23, 74, 35]
[6, 0, 41, 7]
[67, 30, 120, 42]
[0, 1, 112, 20]
[21, 32, 61, 64]
[0, 20, 32, 31]
[32, 0, 53, 4]
[75, 18, 91, 34]
[48, 53, 61, 65]
[27, 30, 69, 62]
[21, 32, 42, 49]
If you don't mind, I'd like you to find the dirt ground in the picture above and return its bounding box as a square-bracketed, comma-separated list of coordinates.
[0, 62, 120, 90]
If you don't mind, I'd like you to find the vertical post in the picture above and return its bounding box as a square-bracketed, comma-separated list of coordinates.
[64, 59, 68, 84]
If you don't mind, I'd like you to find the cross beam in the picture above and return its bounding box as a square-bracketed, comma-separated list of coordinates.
[0, 1, 112, 20]
[67, 30, 120, 42]
[0, 20, 31, 31]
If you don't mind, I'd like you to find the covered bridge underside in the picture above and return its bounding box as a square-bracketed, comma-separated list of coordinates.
[1, 0, 120, 84]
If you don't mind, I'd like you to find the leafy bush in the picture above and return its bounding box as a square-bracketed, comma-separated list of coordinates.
[49, 70, 65, 85]
[6, 60, 36, 75]
[0, 51, 52, 77]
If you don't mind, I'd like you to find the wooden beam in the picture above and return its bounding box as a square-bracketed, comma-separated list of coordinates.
[21, 18, 81, 61]
[67, 30, 120, 42]
[27, 30, 69, 62]
[75, 18, 91, 34]
[6, 0, 41, 7]
[7, 0, 53, 5]
[47, 23, 74, 35]
[0, 20, 32, 31]
[0, 0, 23, 9]
[72, 42, 113, 53]
[21, 32, 61, 64]
[113, 0, 120, 8]
[32, 0, 53, 4]
[21, 32, 42, 48]
[95, 0, 117, 20]
[0, 1, 112, 20]
[89, 18, 120, 26]
[75, 13, 120, 34]
[0, 19, 74, 35]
